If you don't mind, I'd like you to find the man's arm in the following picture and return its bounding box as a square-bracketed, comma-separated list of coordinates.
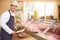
[0, 12, 14, 34]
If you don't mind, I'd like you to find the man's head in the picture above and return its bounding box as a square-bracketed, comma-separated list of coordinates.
[10, 1, 18, 12]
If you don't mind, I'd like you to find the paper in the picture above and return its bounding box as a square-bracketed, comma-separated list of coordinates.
[16, 29, 25, 33]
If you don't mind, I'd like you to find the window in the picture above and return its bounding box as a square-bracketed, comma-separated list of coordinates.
[24, 1, 55, 21]
[45, 2, 55, 16]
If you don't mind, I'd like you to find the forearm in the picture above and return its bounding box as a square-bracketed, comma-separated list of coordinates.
[1, 23, 13, 34]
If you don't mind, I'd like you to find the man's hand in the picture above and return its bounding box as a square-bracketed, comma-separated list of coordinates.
[12, 31, 16, 34]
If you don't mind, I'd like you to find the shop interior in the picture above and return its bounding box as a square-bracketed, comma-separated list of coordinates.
[0, 0, 60, 40]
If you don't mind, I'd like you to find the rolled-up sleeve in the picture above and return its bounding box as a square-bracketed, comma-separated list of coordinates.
[0, 12, 13, 34]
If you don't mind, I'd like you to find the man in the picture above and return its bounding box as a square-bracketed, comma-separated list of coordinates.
[0, 1, 18, 40]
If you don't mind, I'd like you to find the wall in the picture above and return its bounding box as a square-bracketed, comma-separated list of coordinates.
[54, 0, 60, 20]
[0, 0, 12, 16]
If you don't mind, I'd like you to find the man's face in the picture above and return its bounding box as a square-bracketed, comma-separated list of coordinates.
[10, 4, 17, 12]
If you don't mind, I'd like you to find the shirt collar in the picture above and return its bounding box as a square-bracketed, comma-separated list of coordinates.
[9, 10, 15, 16]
